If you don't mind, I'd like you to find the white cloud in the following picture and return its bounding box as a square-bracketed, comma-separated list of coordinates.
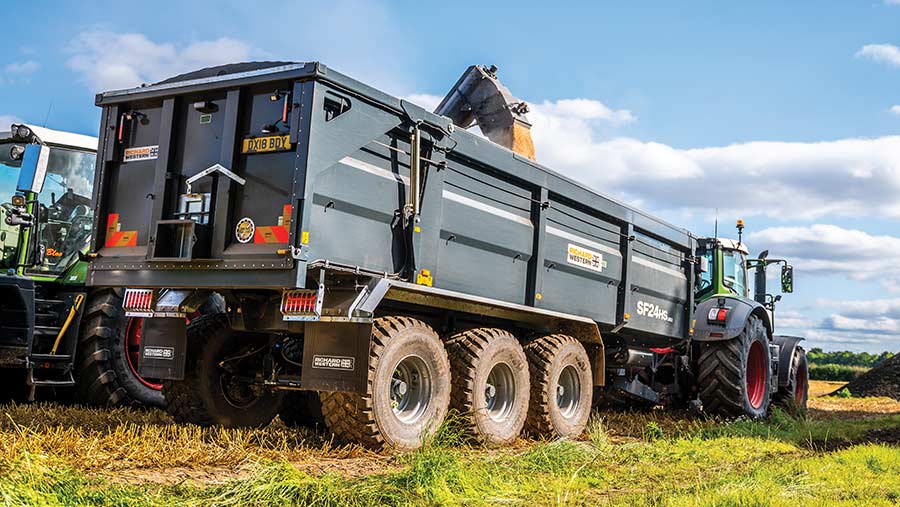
[3, 60, 39, 76]
[891, 105, 900, 116]
[856, 43, 900, 67]
[747, 224, 900, 290]
[66, 32, 262, 91]
[886, 0, 900, 5]
[407, 90, 900, 220]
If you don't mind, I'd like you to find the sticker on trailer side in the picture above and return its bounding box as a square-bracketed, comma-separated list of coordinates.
[123, 145, 159, 163]
[566, 243, 607, 272]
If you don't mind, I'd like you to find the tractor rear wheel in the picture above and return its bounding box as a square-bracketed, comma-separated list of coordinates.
[279, 391, 326, 431]
[75, 289, 165, 407]
[319, 316, 451, 450]
[775, 347, 808, 411]
[447, 328, 530, 445]
[697, 315, 771, 419]
[163, 313, 283, 428]
[523, 334, 592, 439]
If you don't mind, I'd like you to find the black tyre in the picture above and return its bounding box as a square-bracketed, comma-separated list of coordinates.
[280, 391, 326, 430]
[163, 313, 283, 428]
[775, 347, 808, 411]
[447, 328, 530, 445]
[697, 315, 771, 419]
[319, 316, 451, 450]
[523, 334, 592, 439]
[75, 289, 165, 407]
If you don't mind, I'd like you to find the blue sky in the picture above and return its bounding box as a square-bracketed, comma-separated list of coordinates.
[2, 0, 899, 352]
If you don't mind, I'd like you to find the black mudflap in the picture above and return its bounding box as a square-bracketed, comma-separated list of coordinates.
[139, 317, 187, 380]
[301, 322, 371, 393]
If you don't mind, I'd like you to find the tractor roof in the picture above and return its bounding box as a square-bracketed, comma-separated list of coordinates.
[0, 124, 97, 152]
[714, 238, 750, 255]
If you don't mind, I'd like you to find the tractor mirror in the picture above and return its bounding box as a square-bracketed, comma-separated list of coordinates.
[698, 255, 709, 274]
[781, 265, 794, 293]
[15, 144, 50, 194]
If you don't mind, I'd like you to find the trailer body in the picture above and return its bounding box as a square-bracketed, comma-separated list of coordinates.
[89, 62, 695, 352]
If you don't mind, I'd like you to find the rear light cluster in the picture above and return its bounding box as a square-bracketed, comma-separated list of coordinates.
[707, 307, 729, 325]
[281, 289, 321, 321]
[123, 288, 155, 316]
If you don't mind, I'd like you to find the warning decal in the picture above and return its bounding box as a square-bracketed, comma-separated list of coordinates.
[123, 145, 159, 163]
[104, 214, 138, 247]
[566, 243, 606, 273]
[253, 204, 292, 244]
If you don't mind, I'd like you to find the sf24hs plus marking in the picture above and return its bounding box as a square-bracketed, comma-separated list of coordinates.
[636, 300, 673, 323]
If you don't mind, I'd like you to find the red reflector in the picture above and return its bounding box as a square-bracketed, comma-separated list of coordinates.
[649, 347, 676, 355]
[709, 332, 724, 338]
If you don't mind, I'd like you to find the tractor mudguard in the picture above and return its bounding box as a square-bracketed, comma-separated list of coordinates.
[138, 317, 187, 380]
[693, 296, 772, 342]
[772, 335, 804, 388]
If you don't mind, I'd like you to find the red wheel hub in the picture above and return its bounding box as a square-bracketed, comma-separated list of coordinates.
[746, 341, 767, 410]
[794, 360, 807, 403]
[125, 317, 164, 391]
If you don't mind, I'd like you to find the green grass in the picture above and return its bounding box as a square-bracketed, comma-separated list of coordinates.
[2, 400, 899, 506]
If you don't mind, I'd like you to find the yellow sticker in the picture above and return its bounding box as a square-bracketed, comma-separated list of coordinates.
[301, 231, 310, 245]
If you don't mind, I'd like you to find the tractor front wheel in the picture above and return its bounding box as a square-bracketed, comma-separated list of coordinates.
[75, 289, 165, 407]
[697, 315, 771, 419]
[775, 347, 809, 411]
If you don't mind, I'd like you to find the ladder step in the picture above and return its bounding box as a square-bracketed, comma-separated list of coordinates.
[30, 353, 73, 363]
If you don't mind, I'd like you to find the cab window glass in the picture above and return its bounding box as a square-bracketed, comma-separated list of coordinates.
[722, 250, 747, 296]
[698, 249, 714, 293]
[26, 148, 96, 275]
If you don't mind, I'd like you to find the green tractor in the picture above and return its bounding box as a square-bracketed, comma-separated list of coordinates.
[0, 123, 164, 406]
[692, 221, 808, 416]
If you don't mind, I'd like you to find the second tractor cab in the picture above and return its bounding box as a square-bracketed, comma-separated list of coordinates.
[0, 123, 165, 405]
[691, 221, 806, 417]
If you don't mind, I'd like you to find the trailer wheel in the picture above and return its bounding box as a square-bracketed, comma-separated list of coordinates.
[697, 315, 771, 419]
[279, 391, 326, 431]
[446, 328, 529, 445]
[319, 316, 451, 450]
[163, 313, 283, 428]
[775, 347, 808, 411]
[523, 334, 592, 439]
[75, 289, 165, 408]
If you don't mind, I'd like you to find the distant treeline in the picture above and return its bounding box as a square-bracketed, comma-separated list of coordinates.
[807, 348, 894, 382]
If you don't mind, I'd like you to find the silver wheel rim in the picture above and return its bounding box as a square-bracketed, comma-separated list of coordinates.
[485, 362, 516, 422]
[556, 365, 581, 420]
[390, 355, 432, 424]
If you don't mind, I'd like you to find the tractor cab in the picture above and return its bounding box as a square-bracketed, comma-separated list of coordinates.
[0, 124, 97, 280]
[696, 221, 794, 307]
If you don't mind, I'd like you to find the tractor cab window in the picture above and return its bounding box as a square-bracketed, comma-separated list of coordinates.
[0, 154, 21, 270]
[697, 248, 715, 296]
[26, 147, 96, 276]
[722, 249, 747, 297]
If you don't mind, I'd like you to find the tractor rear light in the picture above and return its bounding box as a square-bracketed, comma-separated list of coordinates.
[281, 289, 321, 321]
[707, 307, 729, 325]
[123, 288, 155, 317]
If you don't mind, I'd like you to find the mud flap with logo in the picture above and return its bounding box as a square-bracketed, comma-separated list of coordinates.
[300, 322, 371, 393]
[138, 318, 187, 380]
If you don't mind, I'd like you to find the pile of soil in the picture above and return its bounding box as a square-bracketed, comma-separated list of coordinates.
[843, 352, 900, 400]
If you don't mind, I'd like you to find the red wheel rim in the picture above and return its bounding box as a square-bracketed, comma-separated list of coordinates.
[746, 341, 767, 410]
[125, 317, 164, 391]
[794, 360, 807, 403]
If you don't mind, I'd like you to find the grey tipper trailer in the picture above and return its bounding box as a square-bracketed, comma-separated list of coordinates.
[88, 62, 698, 449]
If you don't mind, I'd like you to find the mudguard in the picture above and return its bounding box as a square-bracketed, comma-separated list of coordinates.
[138, 317, 187, 380]
[693, 296, 772, 342]
[772, 335, 804, 388]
